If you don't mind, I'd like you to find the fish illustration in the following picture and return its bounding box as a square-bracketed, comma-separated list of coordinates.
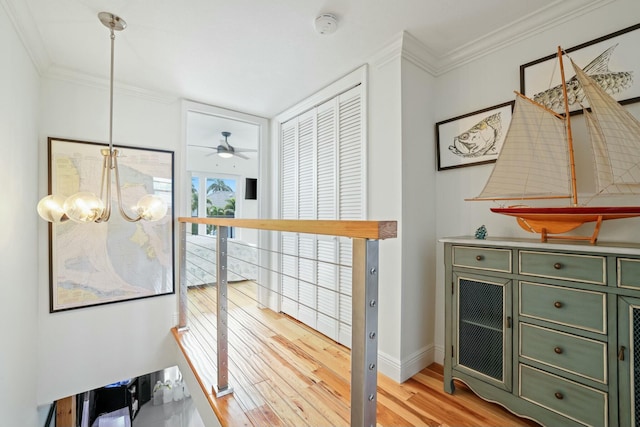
[533, 44, 634, 110]
[449, 112, 502, 158]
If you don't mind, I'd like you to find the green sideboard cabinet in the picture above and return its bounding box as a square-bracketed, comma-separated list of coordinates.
[443, 237, 640, 427]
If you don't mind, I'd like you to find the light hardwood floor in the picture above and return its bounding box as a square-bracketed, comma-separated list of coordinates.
[172, 282, 540, 427]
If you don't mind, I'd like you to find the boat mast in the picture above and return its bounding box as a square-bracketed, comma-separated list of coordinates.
[557, 46, 578, 206]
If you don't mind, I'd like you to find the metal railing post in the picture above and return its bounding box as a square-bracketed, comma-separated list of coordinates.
[215, 226, 233, 397]
[178, 222, 188, 330]
[351, 238, 379, 427]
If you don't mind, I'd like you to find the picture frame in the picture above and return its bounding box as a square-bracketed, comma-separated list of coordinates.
[46, 137, 175, 312]
[436, 101, 514, 171]
[520, 23, 640, 115]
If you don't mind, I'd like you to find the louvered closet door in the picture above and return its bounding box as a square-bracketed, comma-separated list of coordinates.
[280, 119, 298, 318]
[316, 99, 339, 339]
[279, 84, 364, 346]
[337, 86, 364, 347]
[297, 111, 317, 327]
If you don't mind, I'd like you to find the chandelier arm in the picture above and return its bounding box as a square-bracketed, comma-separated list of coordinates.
[96, 153, 113, 223]
[113, 154, 142, 222]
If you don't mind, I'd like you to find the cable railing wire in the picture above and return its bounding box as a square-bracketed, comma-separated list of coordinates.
[183, 249, 354, 328]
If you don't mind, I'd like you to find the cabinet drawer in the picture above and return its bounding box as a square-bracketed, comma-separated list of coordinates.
[618, 258, 640, 290]
[519, 364, 607, 427]
[452, 246, 511, 273]
[519, 282, 606, 334]
[519, 250, 606, 285]
[519, 323, 607, 383]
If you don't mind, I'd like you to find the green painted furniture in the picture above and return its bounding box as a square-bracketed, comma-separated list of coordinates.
[443, 237, 640, 427]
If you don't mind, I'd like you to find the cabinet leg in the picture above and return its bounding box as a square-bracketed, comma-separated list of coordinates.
[444, 375, 455, 394]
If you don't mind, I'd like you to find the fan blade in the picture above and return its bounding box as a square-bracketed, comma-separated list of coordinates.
[233, 152, 250, 160]
[232, 147, 258, 153]
[188, 144, 216, 150]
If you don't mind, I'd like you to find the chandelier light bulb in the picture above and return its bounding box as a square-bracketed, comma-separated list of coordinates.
[136, 195, 167, 221]
[37, 195, 68, 223]
[63, 192, 105, 223]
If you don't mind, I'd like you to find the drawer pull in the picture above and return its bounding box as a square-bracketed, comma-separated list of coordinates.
[475, 255, 484, 261]
[553, 301, 563, 308]
[554, 392, 564, 400]
[553, 262, 562, 269]
[619, 346, 626, 361]
[554, 346, 563, 354]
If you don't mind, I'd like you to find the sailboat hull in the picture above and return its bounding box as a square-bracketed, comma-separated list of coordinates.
[491, 206, 640, 238]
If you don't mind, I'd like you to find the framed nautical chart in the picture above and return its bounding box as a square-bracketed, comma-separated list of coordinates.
[520, 23, 640, 115]
[436, 101, 514, 171]
[46, 137, 175, 312]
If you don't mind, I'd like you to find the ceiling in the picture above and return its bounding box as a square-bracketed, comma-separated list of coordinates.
[11, 0, 610, 118]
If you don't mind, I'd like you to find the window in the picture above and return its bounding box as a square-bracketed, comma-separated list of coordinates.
[191, 174, 237, 238]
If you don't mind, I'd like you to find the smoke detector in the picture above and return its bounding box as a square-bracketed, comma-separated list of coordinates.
[315, 13, 338, 35]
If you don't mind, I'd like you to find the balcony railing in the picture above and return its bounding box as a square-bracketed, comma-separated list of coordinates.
[174, 217, 397, 427]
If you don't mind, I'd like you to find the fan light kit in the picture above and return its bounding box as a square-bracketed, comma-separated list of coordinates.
[315, 14, 338, 35]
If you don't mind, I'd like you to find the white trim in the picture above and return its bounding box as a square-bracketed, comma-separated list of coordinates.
[47, 65, 178, 105]
[275, 65, 367, 123]
[378, 345, 434, 383]
[180, 99, 270, 306]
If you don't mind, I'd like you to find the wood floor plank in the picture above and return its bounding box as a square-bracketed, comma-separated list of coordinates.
[174, 282, 541, 427]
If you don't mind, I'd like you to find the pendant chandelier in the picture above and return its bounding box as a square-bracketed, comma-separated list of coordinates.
[37, 12, 167, 224]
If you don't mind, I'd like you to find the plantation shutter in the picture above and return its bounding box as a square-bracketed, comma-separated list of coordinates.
[279, 84, 364, 346]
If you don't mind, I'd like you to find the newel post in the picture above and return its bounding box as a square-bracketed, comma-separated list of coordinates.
[215, 225, 233, 397]
[351, 238, 379, 427]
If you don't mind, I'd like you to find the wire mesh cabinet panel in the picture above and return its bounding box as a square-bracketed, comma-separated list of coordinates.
[452, 272, 512, 391]
[619, 296, 640, 427]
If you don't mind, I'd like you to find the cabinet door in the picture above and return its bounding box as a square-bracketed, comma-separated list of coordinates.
[453, 272, 512, 391]
[619, 296, 640, 427]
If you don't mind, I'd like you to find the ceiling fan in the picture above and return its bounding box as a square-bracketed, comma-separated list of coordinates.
[190, 131, 257, 160]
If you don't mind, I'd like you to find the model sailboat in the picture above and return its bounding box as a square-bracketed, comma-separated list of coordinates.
[470, 47, 640, 244]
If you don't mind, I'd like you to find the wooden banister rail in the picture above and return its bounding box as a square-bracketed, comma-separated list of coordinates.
[177, 217, 397, 240]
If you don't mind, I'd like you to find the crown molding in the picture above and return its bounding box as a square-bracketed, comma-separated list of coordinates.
[400, 32, 439, 76]
[369, 0, 617, 76]
[368, 32, 404, 70]
[435, 0, 616, 74]
[46, 65, 179, 105]
[1, 0, 50, 74]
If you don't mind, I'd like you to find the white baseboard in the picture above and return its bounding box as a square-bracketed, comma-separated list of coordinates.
[378, 345, 435, 383]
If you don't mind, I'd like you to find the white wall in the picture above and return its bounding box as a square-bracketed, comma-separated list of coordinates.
[433, 0, 640, 362]
[367, 49, 404, 377]
[0, 3, 41, 425]
[36, 76, 182, 404]
[400, 56, 437, 379]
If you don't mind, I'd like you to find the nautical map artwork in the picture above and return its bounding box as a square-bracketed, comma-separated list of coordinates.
[436, 102, 514, 171]
[47, 138, 174, 312]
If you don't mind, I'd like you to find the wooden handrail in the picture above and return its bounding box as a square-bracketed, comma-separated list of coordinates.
[178, 218, 397, 240]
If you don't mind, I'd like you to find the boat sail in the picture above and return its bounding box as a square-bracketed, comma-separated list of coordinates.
[471, 47, 640, 244]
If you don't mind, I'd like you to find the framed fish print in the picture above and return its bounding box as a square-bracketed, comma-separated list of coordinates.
[436, 101, 514, 171]
[520, 22, 640, 115]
